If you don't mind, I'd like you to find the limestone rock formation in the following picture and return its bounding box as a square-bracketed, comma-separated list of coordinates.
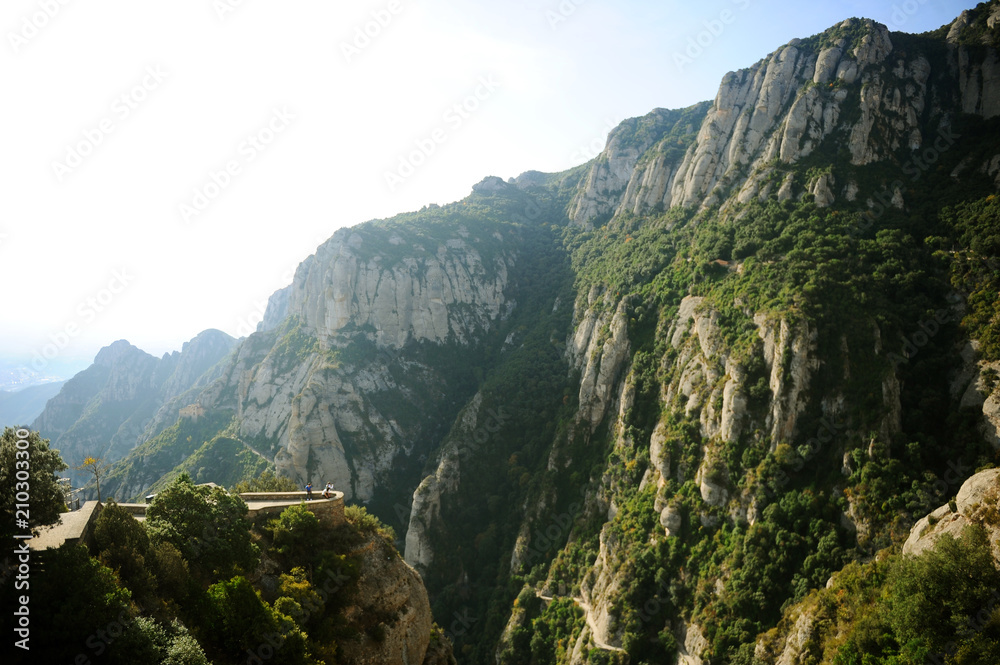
[337, 530, 443, 665]
[571, 296, 632, 431]
[903, 467, 1000, 560]
[404, 449, 460, 574]
[258, 285, 291, 333]
[289, 225, 511, 348]
[564, 16, 1000, 221]
[568, 105, 710, 226]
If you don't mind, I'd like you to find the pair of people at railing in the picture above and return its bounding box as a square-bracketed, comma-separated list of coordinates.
[305, 482, 335, 500]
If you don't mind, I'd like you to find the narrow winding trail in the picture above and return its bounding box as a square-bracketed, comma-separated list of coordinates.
[536, 592, 625, 653]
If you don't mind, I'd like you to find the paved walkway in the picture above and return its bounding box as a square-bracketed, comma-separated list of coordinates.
[28, 501, 102, 551]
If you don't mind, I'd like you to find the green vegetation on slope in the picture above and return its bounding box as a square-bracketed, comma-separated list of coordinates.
[97, 409, 236, 501]
[6, 472, 445, 665]
[752, 523, 1000, 665]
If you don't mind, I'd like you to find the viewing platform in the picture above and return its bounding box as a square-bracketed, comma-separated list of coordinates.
[28, 489, 345, 551]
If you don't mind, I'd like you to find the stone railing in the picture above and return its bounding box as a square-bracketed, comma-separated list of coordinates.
[242, 491, 345, 527]
[29, 489, 346, 550]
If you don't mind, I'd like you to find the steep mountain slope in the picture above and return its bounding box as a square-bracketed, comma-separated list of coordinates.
[401, 6, 1000, 664]
[32, 329, 237, 481]
[30, 3, 1000, 663]
[71, 177, 584, 506]
[752, 467, 1000, 663]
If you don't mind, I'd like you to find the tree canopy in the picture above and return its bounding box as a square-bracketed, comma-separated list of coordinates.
[144, 473, 259, 580]
[0, 427, 68, 542]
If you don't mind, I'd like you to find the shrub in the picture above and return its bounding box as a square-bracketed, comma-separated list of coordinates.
[269, 504, 320, 557]
[345, 504, 396, 543]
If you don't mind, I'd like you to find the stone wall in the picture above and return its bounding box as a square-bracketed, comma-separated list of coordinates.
[29, 491, 346, 550]
[243, 491, 345, 527]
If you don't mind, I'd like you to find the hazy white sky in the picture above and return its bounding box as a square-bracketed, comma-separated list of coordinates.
[0, 0, 973, 376]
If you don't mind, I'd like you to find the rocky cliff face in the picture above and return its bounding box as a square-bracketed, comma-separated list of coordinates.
[28, 5, 1000, 663]
[188, 216, 516, 502]
[339, 530, 439, 665]
[81, 195, 546, 505]
[490, 9, 999, 664]
[903, 466, 1000, 560]
[289, 224, 511, 348]
[755, 467, 1000, 664]
[568, 104, 709, 226]
[569, 14, 1000, 225]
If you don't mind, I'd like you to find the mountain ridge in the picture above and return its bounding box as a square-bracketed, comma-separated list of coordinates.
[24, 3, 1000, 662]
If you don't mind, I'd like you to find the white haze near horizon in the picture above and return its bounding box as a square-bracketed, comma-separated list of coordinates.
[0, 0, 972, 379]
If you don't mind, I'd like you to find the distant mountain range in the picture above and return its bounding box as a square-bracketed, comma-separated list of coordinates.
[0, 381, 66, 426]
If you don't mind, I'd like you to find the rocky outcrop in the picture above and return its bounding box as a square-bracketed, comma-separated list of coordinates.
[903, 467, 1000, 560]
[570, 293, 632, 431]
[758, 469, 1000, 664]
[289, 226, 511, 348]
[159, 329, 237, 398]
[754, 314, 817, 447]
[677, 621, 708, 665]
[212, 336, 434, 502]
[754, 605, 816, 665]
[954, 342, 1000, 449]
[665, 296, 750, 444]
[568, 104, 709, 226]
[338, 531, 438, 665]
[565, 14, 1000, 218]
[810, 172, 836, 207]
[568, 111, 673, 226]
[577, 523, 626, 650]
[949, 7, 1000, 118]
[258, 285, 291, 333]
[404, 450, 460, 574]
